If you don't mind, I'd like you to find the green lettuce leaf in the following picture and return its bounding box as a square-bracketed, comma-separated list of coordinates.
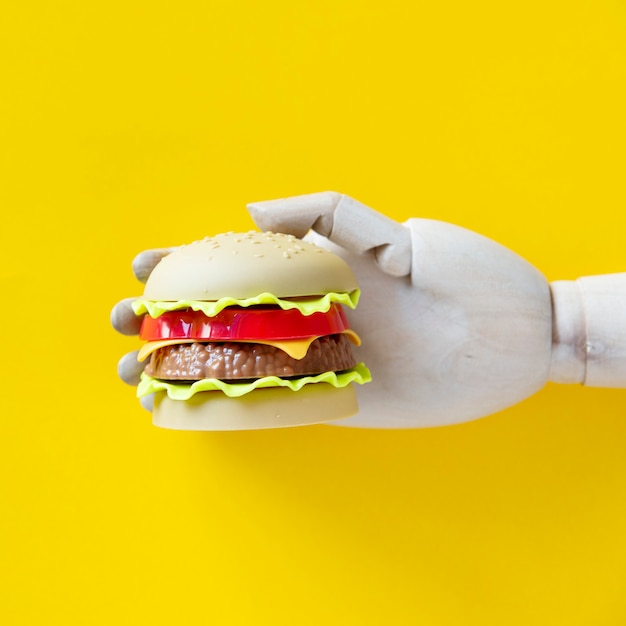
[137, 363, 372, 400]
[132, 290, 360, 318]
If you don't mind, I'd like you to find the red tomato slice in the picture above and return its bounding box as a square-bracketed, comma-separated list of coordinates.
[139, 304, 352, 342]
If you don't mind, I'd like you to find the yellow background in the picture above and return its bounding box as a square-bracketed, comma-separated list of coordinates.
[1, 1, 625, 624]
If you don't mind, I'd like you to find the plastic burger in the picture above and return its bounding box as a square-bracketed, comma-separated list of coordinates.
[132, 231, 371, 430]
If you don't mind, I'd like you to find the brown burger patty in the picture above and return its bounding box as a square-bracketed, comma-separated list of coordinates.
[145, 334, 357, 381]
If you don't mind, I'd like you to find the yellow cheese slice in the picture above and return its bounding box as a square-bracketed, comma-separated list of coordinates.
[137, 330, 361, 362]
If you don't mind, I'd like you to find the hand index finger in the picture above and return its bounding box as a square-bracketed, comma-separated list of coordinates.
[132, 247, 178, 283]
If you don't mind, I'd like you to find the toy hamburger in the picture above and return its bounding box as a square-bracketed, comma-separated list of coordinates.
[132, 231, 371, 430]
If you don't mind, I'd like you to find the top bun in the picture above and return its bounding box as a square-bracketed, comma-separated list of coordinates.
[143, 231, 359, 301]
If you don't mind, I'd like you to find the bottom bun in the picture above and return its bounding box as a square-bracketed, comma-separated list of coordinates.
[152, 383, 358, 431]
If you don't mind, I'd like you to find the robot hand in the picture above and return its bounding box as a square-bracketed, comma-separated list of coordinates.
[112, 192, 626, 428]
[247, 192, 626, 428]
